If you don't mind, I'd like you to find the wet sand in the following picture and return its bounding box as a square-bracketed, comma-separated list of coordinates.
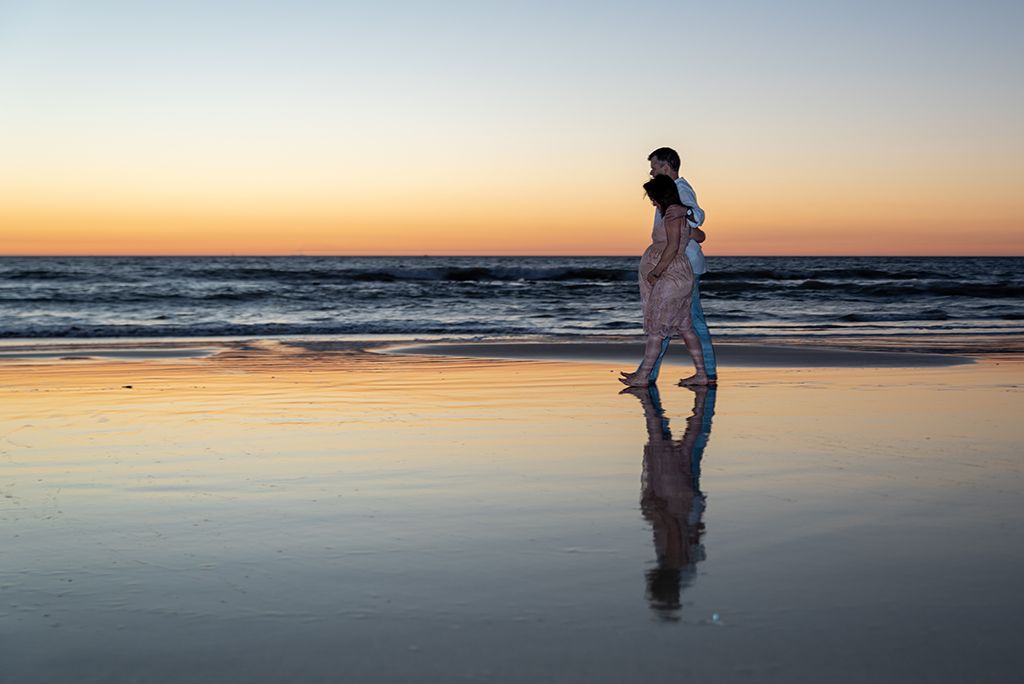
[2, 340, 1023, 682]
[388, 340, 976, 367]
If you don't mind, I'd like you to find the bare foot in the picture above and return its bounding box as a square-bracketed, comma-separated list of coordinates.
[619, 374, 651, 387]
[678, 373, 714, 387]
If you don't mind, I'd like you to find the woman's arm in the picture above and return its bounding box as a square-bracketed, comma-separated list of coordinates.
[647, 207, 690, 284]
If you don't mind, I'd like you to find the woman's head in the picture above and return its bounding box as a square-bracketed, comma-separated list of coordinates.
[643, 174, 683, 214]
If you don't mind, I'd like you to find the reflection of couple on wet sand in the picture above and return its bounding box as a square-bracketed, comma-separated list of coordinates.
[623, 383, 717, 620]
[621, 147, 717, 388]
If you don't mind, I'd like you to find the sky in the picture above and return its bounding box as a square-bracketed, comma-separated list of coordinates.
[1, 0, 1022, 256]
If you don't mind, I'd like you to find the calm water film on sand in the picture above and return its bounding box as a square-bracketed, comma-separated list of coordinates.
[2, 256, 1023, 682]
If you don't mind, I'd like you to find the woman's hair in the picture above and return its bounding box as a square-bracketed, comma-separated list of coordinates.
[643, 174, 684, 215]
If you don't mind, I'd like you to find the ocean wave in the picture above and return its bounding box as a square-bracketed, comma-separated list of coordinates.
[0, 269, 103, 282]
[0, 290, 275, 305]
[17, 278, 1018, 305]
[163, 265, 638, 284]
[703, 267, 944, 282]
[701, 280, 1024, 299]
[0, 321, 549, 339]
[2, 264, 638, 285]
[837, 309, 951, 323]
[4, 320, 1022, 340]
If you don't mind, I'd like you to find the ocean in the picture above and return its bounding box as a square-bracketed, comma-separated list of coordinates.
[1, 256, 1021, 351]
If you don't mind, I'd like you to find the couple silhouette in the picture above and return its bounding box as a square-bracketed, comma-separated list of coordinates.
[620, 147, 717, 389]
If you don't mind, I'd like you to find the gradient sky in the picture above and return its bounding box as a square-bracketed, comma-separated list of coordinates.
[1, 0, 1022, 255]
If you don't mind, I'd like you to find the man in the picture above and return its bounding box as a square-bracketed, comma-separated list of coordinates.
[646, 146, 717, 385]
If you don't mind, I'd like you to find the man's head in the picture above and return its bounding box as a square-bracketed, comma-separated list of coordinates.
[648, 147, 681, 179]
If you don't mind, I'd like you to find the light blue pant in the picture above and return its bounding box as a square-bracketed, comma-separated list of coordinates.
[640, 275, 717, 382]
[690, 275, 717, 379]
[690, 387, 717, 488]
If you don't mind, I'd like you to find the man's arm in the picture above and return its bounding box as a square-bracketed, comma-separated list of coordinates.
[675, 180, 703, 219]
[685, 207, 706, 243]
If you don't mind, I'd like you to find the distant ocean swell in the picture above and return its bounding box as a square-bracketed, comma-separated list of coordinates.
[1, 256, 1021, 347]
[0, 265, 637, 284]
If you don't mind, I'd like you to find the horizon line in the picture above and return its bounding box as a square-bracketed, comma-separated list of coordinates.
[1, 254, 1022, 259]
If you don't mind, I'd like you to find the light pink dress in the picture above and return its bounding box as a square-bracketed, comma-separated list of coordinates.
[638, 204, 694, 337]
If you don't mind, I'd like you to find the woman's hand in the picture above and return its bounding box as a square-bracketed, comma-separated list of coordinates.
[647, 206, 684, 287]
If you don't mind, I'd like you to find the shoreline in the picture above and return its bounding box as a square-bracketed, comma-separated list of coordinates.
[384, 340, 976, 367]
[0, 335, 992, 367]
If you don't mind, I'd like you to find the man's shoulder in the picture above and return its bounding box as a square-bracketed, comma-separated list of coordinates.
[675, 176, 698, 202]
[675, 176, 696, 191]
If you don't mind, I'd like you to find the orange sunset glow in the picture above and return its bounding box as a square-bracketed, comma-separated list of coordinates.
[1, 3, 1021, 256]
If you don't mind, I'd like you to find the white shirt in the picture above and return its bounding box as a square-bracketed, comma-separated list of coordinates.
[653, 176, 707, 275]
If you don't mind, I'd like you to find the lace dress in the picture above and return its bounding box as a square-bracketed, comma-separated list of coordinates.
[638, 204, 694, 337]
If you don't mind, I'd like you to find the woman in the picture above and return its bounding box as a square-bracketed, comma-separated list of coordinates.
[620, 175, 708, 387]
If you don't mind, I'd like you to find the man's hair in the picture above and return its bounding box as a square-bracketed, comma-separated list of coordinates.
[648, 147, 681, 173]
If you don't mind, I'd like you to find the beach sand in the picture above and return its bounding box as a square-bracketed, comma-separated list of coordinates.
[2, 339, 1023, 682]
